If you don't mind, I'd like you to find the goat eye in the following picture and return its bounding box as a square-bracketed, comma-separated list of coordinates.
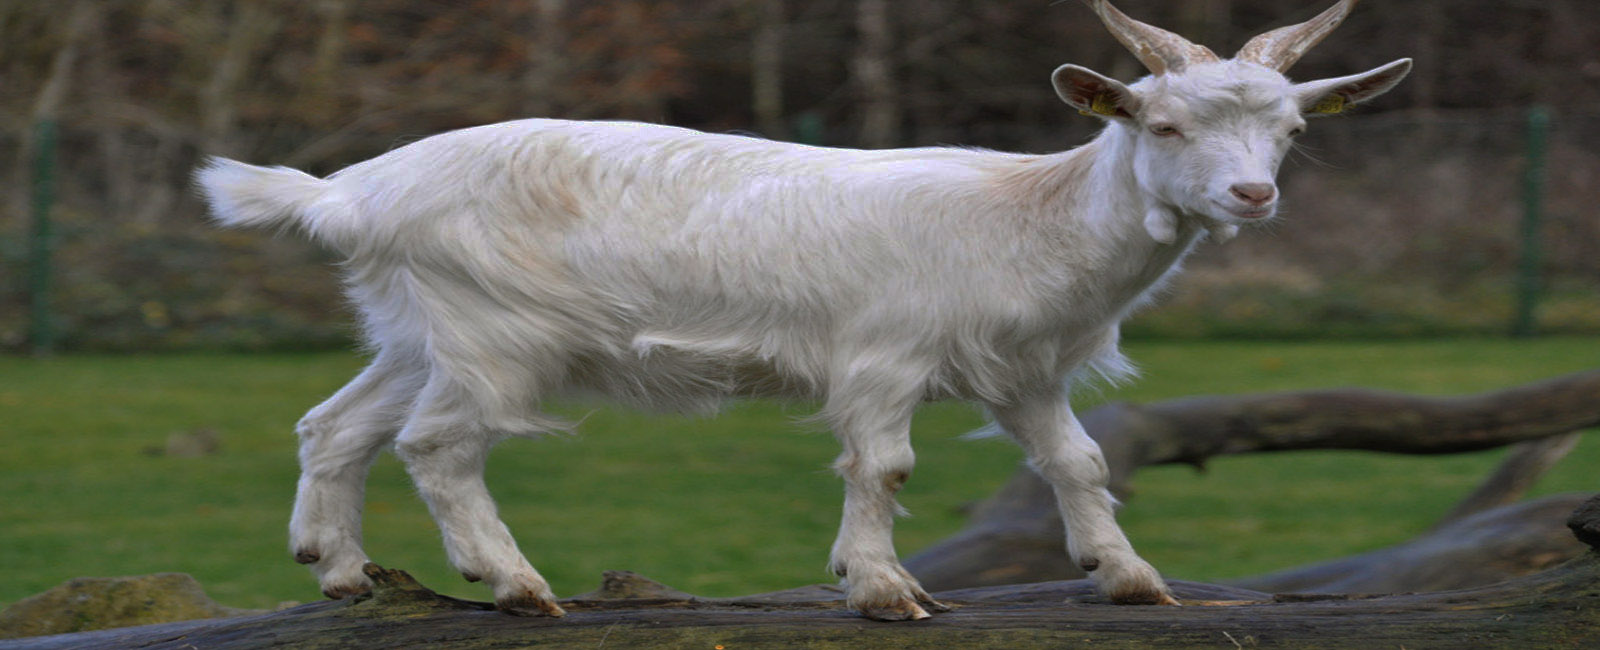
[1149, 124, 1181, 137]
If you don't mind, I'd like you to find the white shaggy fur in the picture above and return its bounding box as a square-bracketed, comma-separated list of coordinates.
[195, 6, 1408, 621]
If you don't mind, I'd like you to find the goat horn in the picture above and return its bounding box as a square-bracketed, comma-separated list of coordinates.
[1081, 0, 1220, 76]
[1235, 0, 1360, 72]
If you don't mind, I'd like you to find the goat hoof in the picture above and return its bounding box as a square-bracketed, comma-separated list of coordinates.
[321, 583, 372, 600]
[294, 550, 321, 564]
[920, 596, 953, 613]
[1109, 586, 1179, 606]
[498, 592, 566, 617]
[1096, 558, 1174, 606]
[858, 599, 932, 621]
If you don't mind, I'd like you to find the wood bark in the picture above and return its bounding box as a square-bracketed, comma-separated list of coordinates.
[905, 370, 1600, 592]
[7, 496, 1599, 649]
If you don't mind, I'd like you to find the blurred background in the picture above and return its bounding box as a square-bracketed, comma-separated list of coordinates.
[3, 0, 1597, 352]
[2, 0, 1598, 616]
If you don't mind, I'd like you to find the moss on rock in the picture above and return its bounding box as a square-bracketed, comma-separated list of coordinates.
[0, 573, 258, 639]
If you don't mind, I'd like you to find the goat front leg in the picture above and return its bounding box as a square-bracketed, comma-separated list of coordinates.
[394, 380, 564, 617]
[290, 352, 420, 600]
[989, 390, 1176, 606]
[824, 382, 949, 621]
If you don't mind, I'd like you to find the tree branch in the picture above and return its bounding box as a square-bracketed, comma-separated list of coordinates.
[1435, 432, 1581, 527]
[905, 370, 1600, 592]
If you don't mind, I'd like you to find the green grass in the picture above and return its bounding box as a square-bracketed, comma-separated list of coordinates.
[2, 339, 1597, 610]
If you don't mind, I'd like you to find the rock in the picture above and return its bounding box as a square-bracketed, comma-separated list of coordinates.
[568, 570, 698, 601]
[0, 573, 258, 639]
[1569, 494, 1600, 549]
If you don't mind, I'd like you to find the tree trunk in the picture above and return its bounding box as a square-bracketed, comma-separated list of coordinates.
[28, 1, 91, 123]
[750, 0, 786, 139]
[12, 0, 92, 226]
[1178, 0, 1231, 50]
[83, 4, 139, 228]
[8, 496, 1600, 649]
[303, 0, 351, 126]
[1407, 0, 1442, 112]
[199, 0, 283, 156]
[852, 0, 898, 148]
[523, 0, 568, 117]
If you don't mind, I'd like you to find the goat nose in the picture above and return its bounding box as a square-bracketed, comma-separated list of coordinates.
[1230, 183, 1276, 206]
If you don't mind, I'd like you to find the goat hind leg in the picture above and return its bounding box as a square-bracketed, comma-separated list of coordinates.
[395, 383, 563, 617]
[290, 354, 420, 599]
[825, 389, 948, 621]
[990, 392, 1176, 606]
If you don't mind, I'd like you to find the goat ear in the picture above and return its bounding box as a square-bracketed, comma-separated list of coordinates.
[1053, 64, 1139, 120]
[1294, 58, 1413, 116]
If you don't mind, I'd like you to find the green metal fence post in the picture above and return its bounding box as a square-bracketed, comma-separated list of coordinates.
[1512, 105, 1549, 338]
[28, 118, 60, 356]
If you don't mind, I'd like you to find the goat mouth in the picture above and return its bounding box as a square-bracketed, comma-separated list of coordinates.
[1216, 201, 1275, 220]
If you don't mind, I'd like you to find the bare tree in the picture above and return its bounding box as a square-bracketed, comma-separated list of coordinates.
[750, 0, 787, 139]
[524, 0, 569, 117]
[17, 0, 94, 218]
[199, 0, 284, 156]
[852, 0, 898, 148]
[305, 0, 353, 125]
[1178, 0, 1233, 49]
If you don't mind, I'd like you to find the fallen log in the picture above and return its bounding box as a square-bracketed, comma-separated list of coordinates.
[1231, 492, 1589, 593]
[905, 370, 1600, 592]
[5, 496, 1599, 649]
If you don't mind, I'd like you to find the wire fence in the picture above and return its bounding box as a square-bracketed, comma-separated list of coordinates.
[2, 108, 1597, 352]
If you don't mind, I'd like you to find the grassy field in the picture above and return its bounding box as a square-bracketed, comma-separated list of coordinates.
[2, 338, 1597, 610]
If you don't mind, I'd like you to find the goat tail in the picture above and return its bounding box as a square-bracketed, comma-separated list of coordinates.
[194, 157, 356, 248]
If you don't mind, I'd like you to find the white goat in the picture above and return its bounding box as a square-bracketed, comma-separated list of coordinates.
[196, 0, 1408, 621]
